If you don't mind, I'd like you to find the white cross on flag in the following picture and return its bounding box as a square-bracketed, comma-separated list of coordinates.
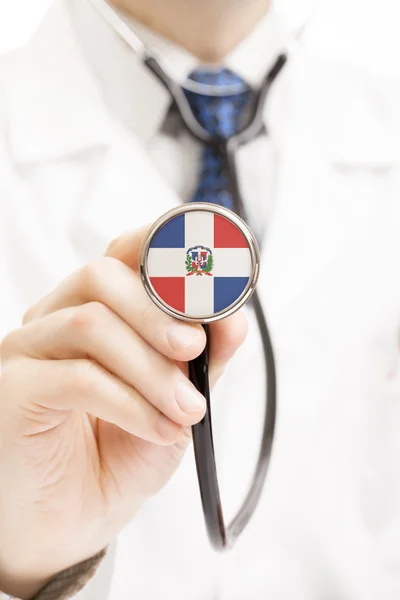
[146, 208, 253, 317]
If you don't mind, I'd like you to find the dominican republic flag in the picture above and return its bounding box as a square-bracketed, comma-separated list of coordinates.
[147, 210, 252, 317]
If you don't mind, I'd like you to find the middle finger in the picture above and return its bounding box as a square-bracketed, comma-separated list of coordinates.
[6, 302, 207, 427]
[23, 257, 206, 362]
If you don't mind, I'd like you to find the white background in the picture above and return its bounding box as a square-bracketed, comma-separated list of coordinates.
[0, 0, 399, 79]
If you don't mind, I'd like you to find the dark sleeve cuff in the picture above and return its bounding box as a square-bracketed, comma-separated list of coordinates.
[0, 548, 107, 600]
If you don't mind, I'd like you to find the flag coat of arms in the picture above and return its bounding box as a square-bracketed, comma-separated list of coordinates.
[144, 207, 256, 318]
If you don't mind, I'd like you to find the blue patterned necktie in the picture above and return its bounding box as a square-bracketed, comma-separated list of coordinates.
[183, 69, 252, 209]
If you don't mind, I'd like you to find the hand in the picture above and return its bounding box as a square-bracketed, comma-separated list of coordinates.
[0, 226, 247, 599]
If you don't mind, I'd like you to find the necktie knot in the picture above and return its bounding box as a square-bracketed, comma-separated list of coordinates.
[183, 68, 252, 138]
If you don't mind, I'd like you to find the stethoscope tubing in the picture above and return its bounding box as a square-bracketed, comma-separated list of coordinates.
[143, 52, 286, 550]
[144, 53, 287, 146]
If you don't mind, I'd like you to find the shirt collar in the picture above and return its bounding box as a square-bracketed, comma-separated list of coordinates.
[68, 0, 290, 143]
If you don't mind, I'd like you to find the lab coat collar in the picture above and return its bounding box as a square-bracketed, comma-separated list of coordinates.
[4, 0, 115, 164]
[2, 0, 291, 164]
[3, 0, 399, 167]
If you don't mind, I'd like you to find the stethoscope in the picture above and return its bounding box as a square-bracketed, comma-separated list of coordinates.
[88, 0, 308, 551]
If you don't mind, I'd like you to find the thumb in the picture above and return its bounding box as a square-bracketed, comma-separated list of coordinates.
[105, 225, 150, 271]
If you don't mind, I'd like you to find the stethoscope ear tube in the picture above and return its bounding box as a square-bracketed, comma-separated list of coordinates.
[190, 288, 277, 551]
[144, 53, 287, 148]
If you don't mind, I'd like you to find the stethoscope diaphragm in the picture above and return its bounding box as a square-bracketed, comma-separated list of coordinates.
[139, 203, 260, 324]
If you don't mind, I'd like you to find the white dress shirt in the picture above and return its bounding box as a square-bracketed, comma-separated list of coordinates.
[68, 0, 289, 242]
[0, 1, 400, 599]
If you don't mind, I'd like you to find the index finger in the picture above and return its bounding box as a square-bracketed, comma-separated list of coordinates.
[108, 227, 248, 384]
[105, 225, 150, 271]
[24, 228, 206, 362]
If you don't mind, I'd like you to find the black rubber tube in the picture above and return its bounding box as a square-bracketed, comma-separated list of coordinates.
[144, 51, 284, 550]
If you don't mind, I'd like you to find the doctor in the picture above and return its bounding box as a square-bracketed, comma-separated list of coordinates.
[0, 0, 400, 599]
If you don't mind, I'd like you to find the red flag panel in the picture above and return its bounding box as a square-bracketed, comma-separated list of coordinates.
[214, 214, 248, 248]
[149, 277, 185, 312]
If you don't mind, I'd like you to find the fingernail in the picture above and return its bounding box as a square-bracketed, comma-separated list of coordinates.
[157, 414, 182, 441]
[166, 323, 200, 351]
[175, 380, 206, 414]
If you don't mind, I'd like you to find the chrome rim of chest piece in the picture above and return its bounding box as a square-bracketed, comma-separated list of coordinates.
[139, 203, 260, 324]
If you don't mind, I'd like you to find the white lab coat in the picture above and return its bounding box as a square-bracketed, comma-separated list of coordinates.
[1, 2, 400, 599]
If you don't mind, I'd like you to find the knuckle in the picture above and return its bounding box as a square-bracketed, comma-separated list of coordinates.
[68, 358, 103, 395]
[105, 230, 139, 263]
[22, 299, 42, 325]
[119, 386, 138, 414]
[85, 300, 113, 325]
[77, 260, 104, 295]
[138, 300, 160, 329]
[79, 257, 120, 291]
[66, 302, 113, 335]
[0, 328, 21, 359]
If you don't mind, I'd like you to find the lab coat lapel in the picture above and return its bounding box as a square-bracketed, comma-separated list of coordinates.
[5, 1, 114, 164]
[256, 53, 399, 323]
[3, 0, 182, 262]
[72, 137, 182, 260]
[258, 139, 346, 322]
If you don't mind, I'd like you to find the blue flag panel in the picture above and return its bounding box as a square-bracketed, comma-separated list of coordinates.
[214, 277, 249, 313]
[150, 214, 185, 248]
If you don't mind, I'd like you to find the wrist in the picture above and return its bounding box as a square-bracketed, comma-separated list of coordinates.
[0, 543, 63, 600]
[0, 537, 108, 600]
[0, 565, 52, 600]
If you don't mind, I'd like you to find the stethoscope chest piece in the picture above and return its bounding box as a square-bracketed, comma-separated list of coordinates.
[139, 203, 265, 551]
[139, 203, 260, 324]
